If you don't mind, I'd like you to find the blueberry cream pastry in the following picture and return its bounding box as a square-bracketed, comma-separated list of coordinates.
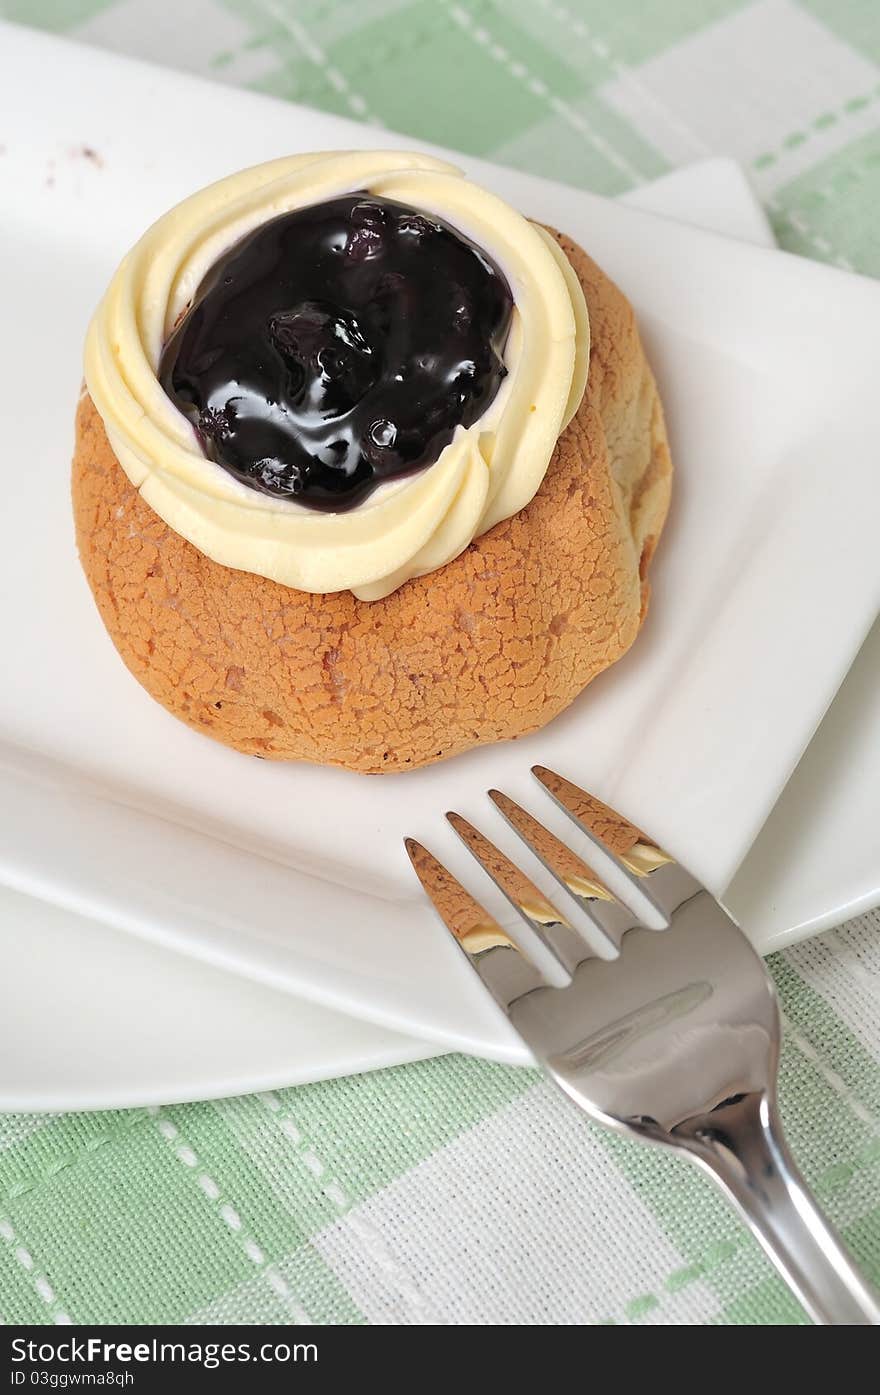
[74, 152, 671, 772]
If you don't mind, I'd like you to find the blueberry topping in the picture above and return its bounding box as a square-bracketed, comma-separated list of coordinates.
[158, 194, 513, 511]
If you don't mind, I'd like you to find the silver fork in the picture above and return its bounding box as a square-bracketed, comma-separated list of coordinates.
[406, 766, 880, 1325]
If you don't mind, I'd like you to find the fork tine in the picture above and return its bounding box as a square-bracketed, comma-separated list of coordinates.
[488, 790, 634, 952]
[445, 814, 586, 976]
[531, 767, 702, 921]
[404, 837, 551, 1010]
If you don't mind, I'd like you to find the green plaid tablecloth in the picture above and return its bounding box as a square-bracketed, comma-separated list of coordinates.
[2, 0, 879, 1326]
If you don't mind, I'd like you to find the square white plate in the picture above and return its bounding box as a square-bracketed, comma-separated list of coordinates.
[0, 155, 780, 1113]
[1, 25, 879, 1065]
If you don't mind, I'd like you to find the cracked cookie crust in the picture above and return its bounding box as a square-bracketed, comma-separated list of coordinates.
[72, 233, 671, 773]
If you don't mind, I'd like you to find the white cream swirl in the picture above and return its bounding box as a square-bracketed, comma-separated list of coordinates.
[85, 151, 589, 601]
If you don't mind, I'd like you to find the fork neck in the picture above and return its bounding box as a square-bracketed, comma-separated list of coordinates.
[673, 1090, 880, 1326]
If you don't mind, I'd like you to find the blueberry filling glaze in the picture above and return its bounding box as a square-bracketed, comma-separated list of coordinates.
[158, 193, 514, 511]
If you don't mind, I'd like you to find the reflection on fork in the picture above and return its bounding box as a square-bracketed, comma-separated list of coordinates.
[406, 766, 880, 1326]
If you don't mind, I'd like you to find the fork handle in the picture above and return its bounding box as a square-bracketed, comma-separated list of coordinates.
[676, 1090, 880, 1325]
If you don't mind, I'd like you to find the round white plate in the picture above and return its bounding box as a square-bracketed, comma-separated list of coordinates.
[0, 884, 433, 1112]
[1, 148, 876, 1110]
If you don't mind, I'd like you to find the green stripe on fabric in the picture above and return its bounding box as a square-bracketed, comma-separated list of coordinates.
[0, 1058, 533, 1324]
[0, 1110, 149, 1202]
[324, 0, 587, 155]
[263, 1054, 537, 1206]
[0, 0, 114, 28]
[0, 1239, 59, 1324]
[273, 1242, 367, 1324]
[0, 1113, 255, 1322]
[0, 1116, 53, 1153]
[841, 1206, 880, 1291]
[798, 0, 880, 65]
[769, 127, 880, 274]
[208, 1094, 347, 1238]
[185, 1242, 366, 1325]
[491, 95, 669, 195]
[771, 952, 880, 1120]
[483, 0, 752, 69]
[597, 1129, 780, 1319]
[163, 1100, 313, 1256]
[718, 1275, 809, 1326]
[487, 0, 618, 89]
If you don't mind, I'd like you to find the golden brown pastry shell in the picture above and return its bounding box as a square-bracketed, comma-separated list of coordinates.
[73, 232, 672, 773]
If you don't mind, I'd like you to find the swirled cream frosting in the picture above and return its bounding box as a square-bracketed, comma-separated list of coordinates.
[85, 151, 589, 601]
